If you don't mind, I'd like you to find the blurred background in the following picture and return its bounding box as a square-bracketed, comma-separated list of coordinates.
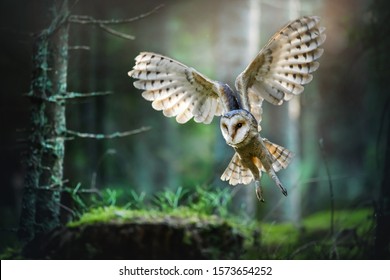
[1, 0, 389, 252]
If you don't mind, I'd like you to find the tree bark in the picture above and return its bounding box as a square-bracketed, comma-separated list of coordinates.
[19, 0, 69, 242]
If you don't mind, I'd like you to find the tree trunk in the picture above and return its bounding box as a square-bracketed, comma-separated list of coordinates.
[283, 0, 302, 225]
[19, 0, 69, 242]
[375, 99, 390, 258]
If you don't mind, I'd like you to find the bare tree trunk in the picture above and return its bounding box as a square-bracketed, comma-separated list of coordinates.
[283, 0, 302, 225]
[19, 0, 69, 242]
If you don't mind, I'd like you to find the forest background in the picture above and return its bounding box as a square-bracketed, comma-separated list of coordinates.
[0, 0, 389, 256]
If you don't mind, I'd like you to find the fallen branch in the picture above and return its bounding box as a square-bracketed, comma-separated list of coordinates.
[66, 126, 151, 140]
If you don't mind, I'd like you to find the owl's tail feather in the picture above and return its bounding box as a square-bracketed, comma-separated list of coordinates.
[220, 153, 253, 186]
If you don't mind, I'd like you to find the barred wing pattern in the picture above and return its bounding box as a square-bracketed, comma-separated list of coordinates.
[128, 52, 225, 124]
[220, 153, 253, 185]
[236, 16, 326, 129]
[263, 139, 294, 172]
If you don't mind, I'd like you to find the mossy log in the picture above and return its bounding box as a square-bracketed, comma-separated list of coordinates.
[24, 215, 244, 259]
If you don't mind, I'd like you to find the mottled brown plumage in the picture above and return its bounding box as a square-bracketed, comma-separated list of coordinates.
[128, 16, 325, 201]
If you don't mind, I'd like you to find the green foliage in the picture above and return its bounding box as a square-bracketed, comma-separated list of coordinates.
[150, 185, 233, 218]
[64, 183, 233, 222]
[189, 185, 232, 218]
[126, 190, 146, 210]
[153, 186, 188, 211]
[0, 246, 23, 260]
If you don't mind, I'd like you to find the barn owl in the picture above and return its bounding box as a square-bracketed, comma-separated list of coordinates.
[128, 16, 326, 202]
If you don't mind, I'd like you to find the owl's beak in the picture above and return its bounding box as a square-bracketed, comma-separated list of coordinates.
[224, 136, 237, 147]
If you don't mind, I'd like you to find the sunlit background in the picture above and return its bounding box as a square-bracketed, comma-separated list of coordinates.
[1, 0, 388, 252]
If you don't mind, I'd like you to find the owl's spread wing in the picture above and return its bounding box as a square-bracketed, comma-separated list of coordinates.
[128, 52, 226, 124]
[235, 16, 326, 129]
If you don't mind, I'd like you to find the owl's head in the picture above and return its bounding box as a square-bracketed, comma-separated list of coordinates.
[220, 109, 258, 147]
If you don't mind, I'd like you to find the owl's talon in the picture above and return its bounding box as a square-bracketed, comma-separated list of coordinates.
[279, 184, 288, 197]
[269, 172, 288, 197]
[255, 183, 265, 202]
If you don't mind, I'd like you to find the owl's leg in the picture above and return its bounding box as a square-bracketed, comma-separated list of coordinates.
[246, 161, 265, 203]
[267, 168, 288, 197]
[243, 160, 265, 202]
[255, 180, 265, 203]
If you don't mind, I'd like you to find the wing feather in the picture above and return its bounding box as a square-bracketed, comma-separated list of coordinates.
[129, 52, 226, 124]
[235, 16, 326, 129]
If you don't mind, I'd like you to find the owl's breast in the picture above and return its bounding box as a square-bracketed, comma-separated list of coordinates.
[234, 135, 272, 171]
[233, 133, 260, 161]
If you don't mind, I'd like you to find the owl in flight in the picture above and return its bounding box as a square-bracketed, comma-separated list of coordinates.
[128, 16, 326, 202]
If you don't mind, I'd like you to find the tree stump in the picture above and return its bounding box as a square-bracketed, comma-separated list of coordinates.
[24, 213, 244, 259]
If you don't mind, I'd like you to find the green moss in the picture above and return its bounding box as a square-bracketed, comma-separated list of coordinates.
[67, 205, 221, 228]
[304, 208, 372, 229]
[303, 208, 374, 237]
[262, 222, 299, 246]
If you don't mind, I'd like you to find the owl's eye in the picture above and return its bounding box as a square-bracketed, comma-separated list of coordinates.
[236, 123, 243, 129]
